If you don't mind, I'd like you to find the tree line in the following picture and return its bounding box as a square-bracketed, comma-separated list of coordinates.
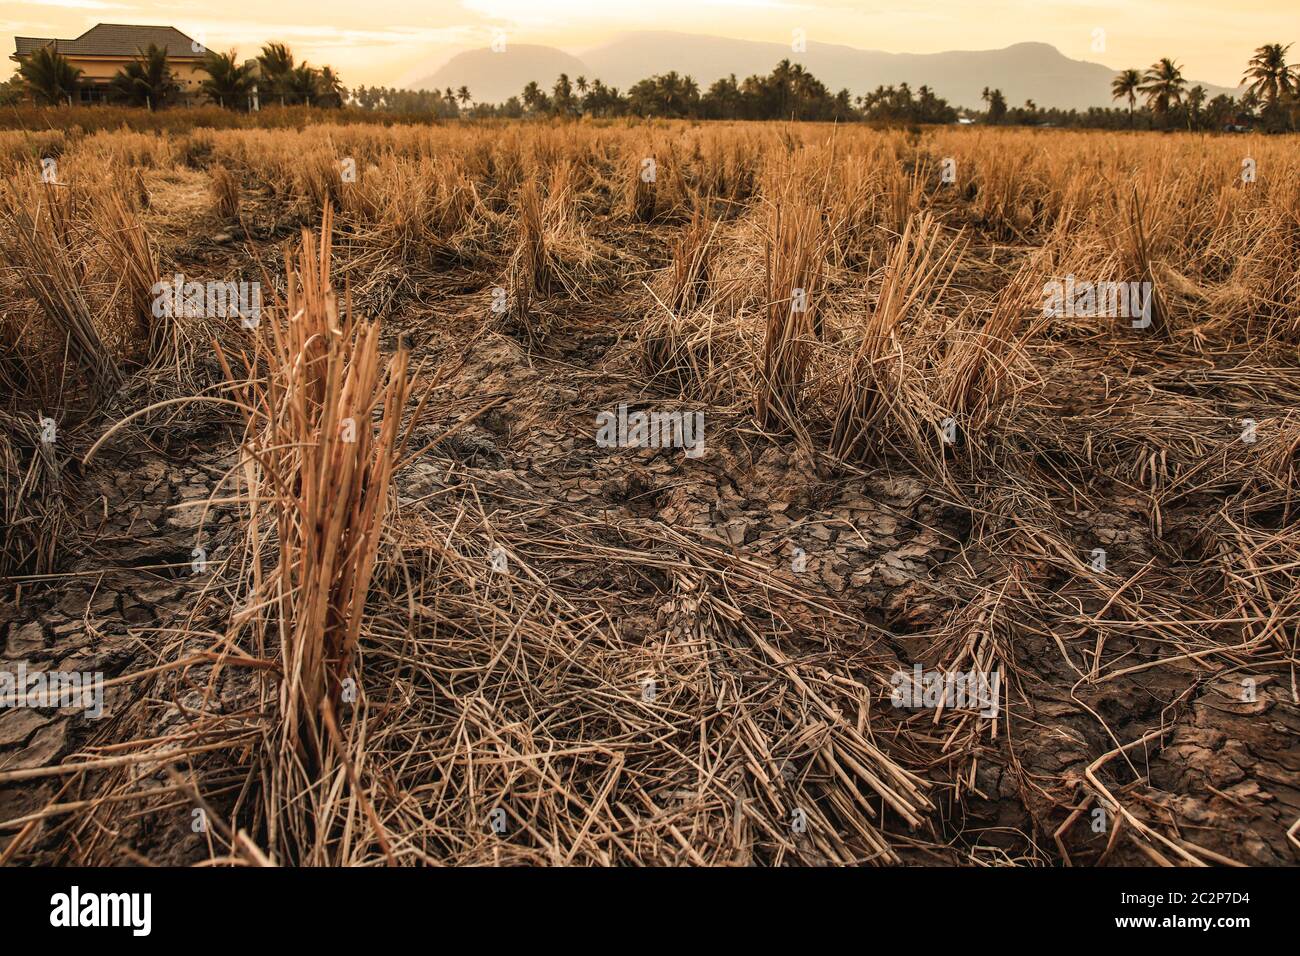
[356, 61, 952, 123]
[358, 44, 1297, 132]
[1106, 45, 1297, 131]
[6, 39, 1297, 132]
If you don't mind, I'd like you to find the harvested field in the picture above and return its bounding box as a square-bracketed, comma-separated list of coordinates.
[1, 120, 1297, 867]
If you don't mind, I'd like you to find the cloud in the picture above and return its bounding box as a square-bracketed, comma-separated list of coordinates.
[23, 0, 133, 9]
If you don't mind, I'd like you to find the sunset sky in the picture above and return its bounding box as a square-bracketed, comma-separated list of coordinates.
[5, 0, 1295, 90]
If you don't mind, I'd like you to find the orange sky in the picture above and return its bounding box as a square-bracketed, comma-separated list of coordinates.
[6, 0, 1295, 89]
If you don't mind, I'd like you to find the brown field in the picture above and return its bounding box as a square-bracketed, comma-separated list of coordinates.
[1, 118, 1297, 866]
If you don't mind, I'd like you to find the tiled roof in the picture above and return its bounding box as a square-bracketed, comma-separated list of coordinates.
[14, 23, 203, 58]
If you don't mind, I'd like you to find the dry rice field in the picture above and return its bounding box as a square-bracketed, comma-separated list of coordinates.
[0, 120, 1297, 866]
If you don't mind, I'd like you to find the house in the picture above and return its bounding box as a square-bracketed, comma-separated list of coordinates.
[11, 23, 207, 104]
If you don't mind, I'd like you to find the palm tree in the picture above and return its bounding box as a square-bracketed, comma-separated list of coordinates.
[552, 73, 576, 116]
[1185, 84, 1207, 129]
[18, 43, 82, 106]
[1111, 68, 1141, 126]
[1138, 58, 1186, 120]
[1242, 43, 1296, 128]
[681, 75, 700, 115]
[316, 66, 345, 108]
[456, 85, 471, 109]
[258, 42, 294, 104]
[574, 75, 588, 115]
[979, 86, 1006, 123]
[259, 42, 294, 76]
[522, 81, 540, 103]
[285, 63, 320, 105]
[1242, 43, 1294, 130]
[0, 74, 25, 107]
[648, 71, 697, 118]
[199, 50, 255, 109]
[109, 44, 180, 109]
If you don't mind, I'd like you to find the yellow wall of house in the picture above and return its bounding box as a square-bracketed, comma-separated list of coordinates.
[7, 54, 209, 102]
[68, 56, 206, 91]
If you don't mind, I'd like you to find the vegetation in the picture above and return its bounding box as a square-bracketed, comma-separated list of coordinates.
[1103, 43, 1299, 131]
[198, 50, 256, 109]
[251, 43, 344, 108]
[8, 39, 346, 111]
[1110, 68, 1141, 125]
[0, 72, 24, 107]
[17, 43, 83, 106]
[108, 44, 181, 108]
[980, 86, 1008, 123]
[856, 83, 956, 124]
[256, 41, 296, 104]
[1139, 57, 1187, 119]
[1242, 42, 1299, 129]
[349, 85, 468, 117]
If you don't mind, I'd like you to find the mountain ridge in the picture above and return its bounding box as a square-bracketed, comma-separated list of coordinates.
[410, 32, 1239, 111]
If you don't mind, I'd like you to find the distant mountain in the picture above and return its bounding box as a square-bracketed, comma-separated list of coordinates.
[412, 44, 588, 102]
[409, 31, 1239, 111]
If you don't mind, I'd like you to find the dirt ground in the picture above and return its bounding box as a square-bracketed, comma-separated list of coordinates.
[2, 125, 1298, 866]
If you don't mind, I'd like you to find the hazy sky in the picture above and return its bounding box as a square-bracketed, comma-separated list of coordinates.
[5, 0, 1295, 89]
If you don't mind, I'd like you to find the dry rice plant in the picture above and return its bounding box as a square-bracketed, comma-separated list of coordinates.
[210, 165, 240, 219]
[219, 208, 414, 861]
[622, 138, 695, 223]
[0, 409, 69, 576]
[829, 214, 957, 461]
[626, 152, 657, 222]
[295, 148, 348, 211]
[502, 177, 548, 330]
[500, 168, 613, 332]
[639, 298, 748, 400]
[0, 180, 120, 394]
[940, 264, 1042, 429]
[92, 184, 164, 360]
[663, 208, 715, 314]
[754, 196, 826, 432]
[1124, 188, 1171, 338]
